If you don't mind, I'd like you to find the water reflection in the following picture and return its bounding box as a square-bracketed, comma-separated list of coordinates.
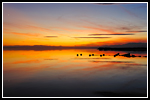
[3, 49, 147, 97]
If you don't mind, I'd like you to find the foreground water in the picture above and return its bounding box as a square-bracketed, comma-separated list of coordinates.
[3, 49, 147, 97]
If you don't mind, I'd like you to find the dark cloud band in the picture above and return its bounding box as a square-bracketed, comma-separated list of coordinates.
[88, 33, 134, 36]
[93, 3, 129, 5]
[73, 37, 111, 38]
[126, 31, 147, 32]
[44, 36, 58, 38]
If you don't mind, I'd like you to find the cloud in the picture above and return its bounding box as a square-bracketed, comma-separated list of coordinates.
[90, 61, 134, 63]
[126, 31, 147, 32]
[94, 3, 120, 5]
[89, 33, 134, 36]
[83, 26, 114, 33]
[135, 4, 147, 9]
[11, 32, 41, 37]
[44, 36, 58, 38]
[93, 3, 130, 5]
[117, 4, 139, 18]
[108, 42, 147, 48]
[3, 22, 56, 34]
[81, 19, 145, 33]
[73, 37, 111, 39]
[26, 25, 54, 32]
[77, 37, 147, 47]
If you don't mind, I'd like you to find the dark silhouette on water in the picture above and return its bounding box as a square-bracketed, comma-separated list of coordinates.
[114, 53, 120, 57]
[131, 55, 136, 57]
[98, 47, 147, 51]
[77, 53, 146, 58]
[77, 54, 82, 56]
[120, 53, 145, 58]
[121, 53, 131, 57]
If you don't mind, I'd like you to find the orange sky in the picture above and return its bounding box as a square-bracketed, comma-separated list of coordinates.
[3, 3, 147, 47]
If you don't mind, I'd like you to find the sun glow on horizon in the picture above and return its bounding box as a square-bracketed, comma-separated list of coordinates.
[3, 3, 147, 47]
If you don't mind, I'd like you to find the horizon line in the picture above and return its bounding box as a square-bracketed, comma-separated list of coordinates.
[3, 42, 147, 47]
[3, 45, 147, 48]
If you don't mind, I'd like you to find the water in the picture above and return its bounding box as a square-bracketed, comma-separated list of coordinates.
[3, 49, 147, 97]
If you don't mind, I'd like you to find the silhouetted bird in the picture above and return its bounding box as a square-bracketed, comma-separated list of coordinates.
[143, 56, 147, 57]
[80, 54, 82, 56]
[100, 55, 102, 57]
[89, 54, 91, 57]
[103, 54, 105, 56]
[77, 54, 79, 56]
[92, 54, 94, 56]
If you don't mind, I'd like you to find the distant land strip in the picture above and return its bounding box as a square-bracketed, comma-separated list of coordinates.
[97, 47, 147, 51]
[3, 46, 97, 50]
[3, 46, 147, 51]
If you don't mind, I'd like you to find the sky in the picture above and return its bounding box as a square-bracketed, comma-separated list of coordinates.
[3, 2, 147, 47]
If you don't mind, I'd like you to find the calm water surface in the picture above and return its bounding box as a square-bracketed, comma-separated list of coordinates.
[3, 49, 147, 97]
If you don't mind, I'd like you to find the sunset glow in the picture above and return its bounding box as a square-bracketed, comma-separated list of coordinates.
[3, 2, 148, 98]
[3, 3, 147, 47]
